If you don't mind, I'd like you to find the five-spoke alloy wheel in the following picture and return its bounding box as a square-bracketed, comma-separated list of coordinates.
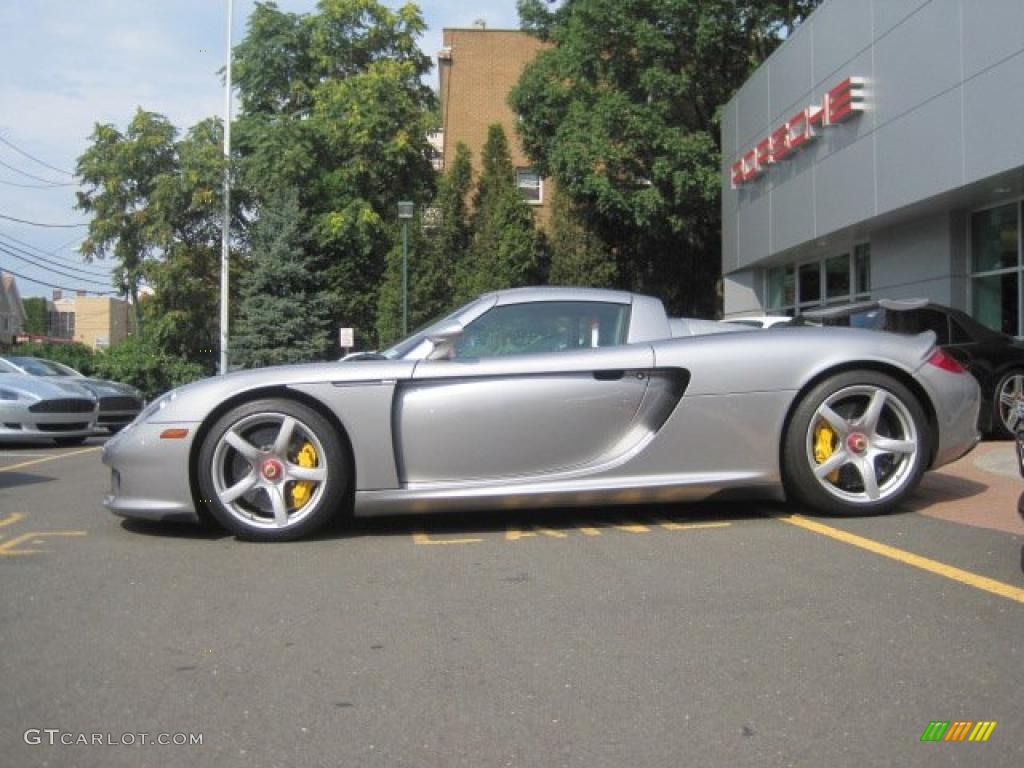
[197, 399, 349, 541]
[994, 370, 1024, 438]
[784, 371, 929, 516]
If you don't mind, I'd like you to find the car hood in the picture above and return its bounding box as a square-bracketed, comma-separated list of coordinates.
[0, 372, 97, 401]
[145, 360, 417, 423]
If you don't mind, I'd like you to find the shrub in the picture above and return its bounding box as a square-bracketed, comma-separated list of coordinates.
[91, 335, 206, 400]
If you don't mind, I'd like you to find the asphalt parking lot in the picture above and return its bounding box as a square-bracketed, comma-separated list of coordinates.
[1, 438, 1021, 768]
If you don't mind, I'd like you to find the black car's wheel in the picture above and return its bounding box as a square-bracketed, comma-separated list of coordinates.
[992, 369, 1024, 439]
[197, 398, 350, 541]
[53, 436, 89, 447]
[783, 371, 929, 516]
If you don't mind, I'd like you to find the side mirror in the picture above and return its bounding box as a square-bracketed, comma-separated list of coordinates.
[426, 322, 464, 360]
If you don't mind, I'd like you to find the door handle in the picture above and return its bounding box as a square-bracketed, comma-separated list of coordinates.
[593, 370, 625, 381]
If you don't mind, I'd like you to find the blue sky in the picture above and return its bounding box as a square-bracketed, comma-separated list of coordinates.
[0, 0, 521, 298]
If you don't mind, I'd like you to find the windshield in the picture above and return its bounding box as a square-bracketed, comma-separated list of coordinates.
[380, 297, 490, 359]
[46, 360, 83, 377]
[7, 357, 64, 376]
[0, 358, 20, 374]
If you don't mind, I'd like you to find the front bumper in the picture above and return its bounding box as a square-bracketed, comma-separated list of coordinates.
[101, 421, 200, 523]
[0, 402, 98, 441]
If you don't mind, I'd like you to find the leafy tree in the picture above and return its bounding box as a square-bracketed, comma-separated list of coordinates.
[76, 109, 177, 331]
[232, 187, 336, 367]
[21, 297, 48, 335]
[143, 117, 241, 371]
[232, 0, 438, 348]
[91, 333, 205, 399]
[546, 187, 616, 287]
[10, 341, 97, 375]
[376, 141, 474, 346]
[512, 0, 820, 316]
[458, 124, 546, 300]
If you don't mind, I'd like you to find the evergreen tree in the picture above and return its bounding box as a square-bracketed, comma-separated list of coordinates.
[458, 124, 546, 300]
[547, 187, 616, 287]
[233, 187, 335, 366]
[376, 142, 475, 345]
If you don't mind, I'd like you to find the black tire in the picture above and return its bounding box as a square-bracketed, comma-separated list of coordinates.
[990, 369, 1024, 440]
[53, 436, 89, 447]
[783, 370, 930, 516]
[197, 398, 350, 541]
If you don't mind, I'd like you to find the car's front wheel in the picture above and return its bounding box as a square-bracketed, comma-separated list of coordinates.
[197, 398, 349, 541]
[783, 371, 929, 516]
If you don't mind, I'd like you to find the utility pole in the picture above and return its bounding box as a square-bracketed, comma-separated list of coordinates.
[219, 0, 234, 375]
[397, 201, 414, 336]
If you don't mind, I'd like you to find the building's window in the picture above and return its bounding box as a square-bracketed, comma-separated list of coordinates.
[516, 169, 543, 204]
[854, 243, 871, 297]
[970, 201, 1021, 335]
[767, 265, 795, 313]
[49, 311, 75, 338]
[825, 253, 850, 301]
[798, 261, 821, 309]
[765, 243, 871, 314]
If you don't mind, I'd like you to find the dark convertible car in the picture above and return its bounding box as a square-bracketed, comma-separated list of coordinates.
[796, 299, 1024, 438]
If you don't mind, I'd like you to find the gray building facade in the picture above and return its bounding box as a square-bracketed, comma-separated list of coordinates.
[721, 0, 1024, 335]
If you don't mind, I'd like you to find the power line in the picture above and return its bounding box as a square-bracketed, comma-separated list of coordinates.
[0, 212, 87, 228]
[0, 157, 74, 187]
[0, 177, 73, 190]
[0, 232, 107, 275]
[0, 236, 110, 280]
[0, 264, 114, 295]
[0, 244, 112, 287]
[0, 133, 75, 176]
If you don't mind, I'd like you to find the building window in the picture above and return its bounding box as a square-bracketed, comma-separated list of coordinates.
[765, 243, 871, 314]
[516, 169, 543, 204]
[767, 265, 795, 313]
[49, 311, 75, 339]
[854, 243, 871, 297]
[970, 201, 1021, 335]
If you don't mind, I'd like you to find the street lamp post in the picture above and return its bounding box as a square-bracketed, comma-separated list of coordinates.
[397, 201, 414, 337]
[219, 0, 234, 375]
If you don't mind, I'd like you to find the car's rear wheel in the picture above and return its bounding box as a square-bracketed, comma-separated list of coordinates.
[197, 398, 349, 541]
[992, 369, 1024, 439]
[783, 371, 929, 516]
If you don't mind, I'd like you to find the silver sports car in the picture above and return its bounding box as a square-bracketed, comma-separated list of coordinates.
[3, 356, 144, 433]
[0, 358, 98, 445]
[103, 287, 981, 541]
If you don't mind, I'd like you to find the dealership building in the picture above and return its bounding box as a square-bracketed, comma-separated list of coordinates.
[721, 0, 1024, 335]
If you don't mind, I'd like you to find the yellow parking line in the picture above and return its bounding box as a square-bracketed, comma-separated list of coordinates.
[0, 530, 87, 556]
[412, 531, 482, 545]
[0, 446, 100, 474]
[0, 512, 26, 528]
[780, 515, 1024, 605]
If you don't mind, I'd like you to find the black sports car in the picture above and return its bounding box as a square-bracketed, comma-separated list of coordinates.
[795, 299, 1024, 438]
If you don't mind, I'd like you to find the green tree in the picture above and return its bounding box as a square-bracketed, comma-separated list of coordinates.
[76, 108, 177, 331]
[458, 124, 546, 300]
[10, 341, 96, 375]
[546, 187, 616, 287]
[233, 0, 438, 348]
[91, 333, 206, 399]
[511, 0, 820, 316]
[232, 187, 336, 367]
[143, 117, 240, 370]
[21, 297, 48, 335]
[376, 142, 474, 346]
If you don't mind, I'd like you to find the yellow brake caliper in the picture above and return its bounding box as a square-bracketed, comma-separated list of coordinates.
[289, 442, 318, 509]
[814, 422, 841, 482]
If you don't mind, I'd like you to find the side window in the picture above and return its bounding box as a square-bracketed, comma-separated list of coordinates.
[895, 309, 950, 344]
[454, 302, 630, 359]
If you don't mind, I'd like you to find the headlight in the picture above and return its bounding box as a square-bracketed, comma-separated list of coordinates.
[134, 389, 179, 424]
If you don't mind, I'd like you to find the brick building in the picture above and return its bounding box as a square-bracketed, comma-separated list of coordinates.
[438, 27, 551, 226]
